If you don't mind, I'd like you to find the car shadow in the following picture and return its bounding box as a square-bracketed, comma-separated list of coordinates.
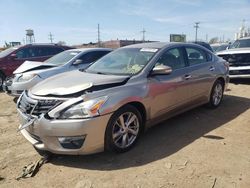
[50, 94, 250, 170]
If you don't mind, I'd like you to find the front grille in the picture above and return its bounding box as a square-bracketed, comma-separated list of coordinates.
[218, 53, 250, 66]
[18, 91, 62, 117]
[230, 69, 250, 75]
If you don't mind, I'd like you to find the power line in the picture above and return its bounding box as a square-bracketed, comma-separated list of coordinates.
[194, 22, 200, 42]
[141, 28, 146, 41]
[48, 32, 54, 43]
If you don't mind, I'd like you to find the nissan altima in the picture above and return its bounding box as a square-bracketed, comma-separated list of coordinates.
[17, 42, 229, 155]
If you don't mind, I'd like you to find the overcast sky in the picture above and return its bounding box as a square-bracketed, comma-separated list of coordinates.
[0, 0, 249, 46]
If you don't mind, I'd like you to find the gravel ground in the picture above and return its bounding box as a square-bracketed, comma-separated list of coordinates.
[0, 81, 250, 188]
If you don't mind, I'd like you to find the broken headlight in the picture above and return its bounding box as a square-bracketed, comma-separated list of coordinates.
[59, 96, 108, 119]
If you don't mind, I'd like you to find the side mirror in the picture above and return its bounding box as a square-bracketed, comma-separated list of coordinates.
[73, 59, 83, 65]
[151, 65, 172, 76]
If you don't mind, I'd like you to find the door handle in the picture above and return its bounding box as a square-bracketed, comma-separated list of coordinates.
[184, 74, 192, 80]
[209, 66, 215, 71]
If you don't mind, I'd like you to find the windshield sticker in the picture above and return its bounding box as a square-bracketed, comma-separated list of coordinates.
[140, 48, 158, 53]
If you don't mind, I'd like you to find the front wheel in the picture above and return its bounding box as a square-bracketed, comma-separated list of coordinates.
[0, 72, 5, 90]
[105, 105, 143, 153]
[207, 79, 224, 108]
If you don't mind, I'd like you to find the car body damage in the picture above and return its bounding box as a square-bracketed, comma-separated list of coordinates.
[30, 70, 130, 96]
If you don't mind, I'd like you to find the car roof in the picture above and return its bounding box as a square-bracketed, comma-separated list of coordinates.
[122, 42, 189, 49]
[121, 42, 212, 53]
[10, 43, 71, 49]
[67, 48, 112, 52]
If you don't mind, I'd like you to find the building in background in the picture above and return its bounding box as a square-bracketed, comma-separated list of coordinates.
[170, 34, 186, 42]
[75, 39, 157, 49]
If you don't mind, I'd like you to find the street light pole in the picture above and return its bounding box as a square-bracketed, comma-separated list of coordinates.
[194, 22, 200, 42]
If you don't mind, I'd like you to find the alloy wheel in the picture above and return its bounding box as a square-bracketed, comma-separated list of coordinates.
[112, 112, 139, 149]
[212, 83, 223, 106]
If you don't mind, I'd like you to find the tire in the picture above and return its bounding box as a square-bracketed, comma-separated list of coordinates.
[207, 79, 224, 108]
[105, 105, 143, 153]
[0, 72, 5, 90]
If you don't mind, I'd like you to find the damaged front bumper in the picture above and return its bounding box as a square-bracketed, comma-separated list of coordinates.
[17, 108, 112, 155]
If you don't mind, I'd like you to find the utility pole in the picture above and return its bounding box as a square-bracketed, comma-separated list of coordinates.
[97, 24, 101, 47]
[48, 32, 54, 43]
[206, 34, 208, 42]
[141, 28, 146, 42]
[194, 22, 200, 42]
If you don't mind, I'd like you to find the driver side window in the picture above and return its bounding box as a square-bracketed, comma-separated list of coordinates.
[156, 48, 185, 70]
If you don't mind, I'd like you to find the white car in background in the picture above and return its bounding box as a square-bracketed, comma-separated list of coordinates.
[217, 37, 250, 79]
[3, 48, 112, 97]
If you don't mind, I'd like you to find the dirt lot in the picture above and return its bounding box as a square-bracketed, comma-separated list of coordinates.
[0, 82, 250, 188]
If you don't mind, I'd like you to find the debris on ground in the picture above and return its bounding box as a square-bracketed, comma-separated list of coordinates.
[16, 154, 51, 180]
[164, 162, 172, 169]
[211, 178, 217, 188]
[177, 160, 189, 170]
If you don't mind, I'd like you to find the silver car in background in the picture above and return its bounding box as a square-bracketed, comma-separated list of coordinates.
[17, 42, 229, 155]
[4, 48, 112, 97]
[217, 37, 250, 79]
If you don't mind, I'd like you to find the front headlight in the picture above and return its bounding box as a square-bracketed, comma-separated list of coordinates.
[17, 74, 37, 82]
[59, 96, 108, 119]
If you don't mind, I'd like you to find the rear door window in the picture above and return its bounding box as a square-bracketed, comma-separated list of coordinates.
[34, 47, 64, 57]
[79, 51, 110, 64]
[185, 47, 207, 66]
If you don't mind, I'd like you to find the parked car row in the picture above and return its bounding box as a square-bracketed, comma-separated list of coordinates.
[211, 43, 229, 52]
[0, 43, 72, 89]
[3, 48, 112, 97]
[9, 42, 229, 155]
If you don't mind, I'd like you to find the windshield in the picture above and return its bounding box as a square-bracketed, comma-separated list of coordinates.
[44, 50, 80, 65]
[216, 44, 228, 52]
[230, 38, 250, 49]
[0, 47, 17, 58]
[85, 48, 158, 75]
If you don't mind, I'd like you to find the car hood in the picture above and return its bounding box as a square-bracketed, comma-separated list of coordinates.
[30, 70, 130, 96]
[14, 61, 56, 74]
[216, 48, 250, 55]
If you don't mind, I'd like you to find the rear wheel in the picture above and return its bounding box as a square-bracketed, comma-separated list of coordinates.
[105, 105, 143, 153]
[208, 79, 224, 108]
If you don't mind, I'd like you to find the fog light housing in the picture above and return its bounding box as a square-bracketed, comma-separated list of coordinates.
[58, 135, 86, 149]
